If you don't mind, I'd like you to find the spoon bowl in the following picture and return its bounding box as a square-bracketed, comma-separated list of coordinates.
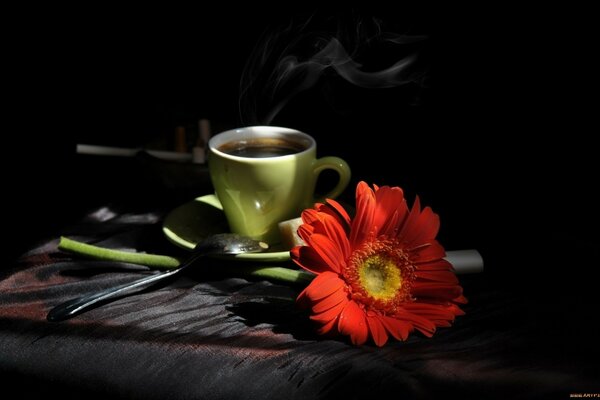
[198, 233, 269, 255]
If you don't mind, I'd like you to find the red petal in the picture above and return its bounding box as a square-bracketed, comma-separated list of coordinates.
[338, 301, 369, 345]
[350, 182, 376, 247]
[372, 186, 408, 237]
[416, 299, 466, 316]
[380, 315, 411, 341]
[414, 270, 459, 284]
[301, 271, 345, 301]
[291, 245, 333, 274]
[311, 286, 348, 314]
[317, 199, 351, 233]
[448, 303, 466, 316]
[403, 302, 456, 321]
[316, 316, 339, 335]
[416, 259, 454, 271]
[412, 282, 463, 300]
[301, 208, 320, 225]
[411, 241, 446, 264]
[408, 206, 440, 246]
[379, 210, 400, 238]
[297, 224, 314, 242]
[305, 233, 346, 273]
[310, 299, 347, 323]
[396, 196, 421, 242]
[296, 289, 309, 309]
[366, 315, 389, 347]
[454, 295, 468, 304]
[416, 328, 435, 338]
[311, 213, 351, 260]
[395, 310, 436, 337]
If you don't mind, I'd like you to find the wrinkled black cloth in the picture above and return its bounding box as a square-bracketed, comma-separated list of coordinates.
[1, 203, 599, 400]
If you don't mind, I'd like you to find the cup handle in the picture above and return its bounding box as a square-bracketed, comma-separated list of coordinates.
[311, 156, 351, 203]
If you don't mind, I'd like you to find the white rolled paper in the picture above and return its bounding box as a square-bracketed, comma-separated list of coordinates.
[192, 146, 206, 164]
[445, 250, 484, 274]
[76, 144, 193, 162]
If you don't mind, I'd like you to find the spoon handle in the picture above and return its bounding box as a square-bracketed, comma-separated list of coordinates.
[46, 234, 265, 322]
[47, 266, 185, 322]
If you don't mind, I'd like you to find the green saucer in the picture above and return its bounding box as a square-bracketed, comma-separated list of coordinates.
[163, 194, 292, 262]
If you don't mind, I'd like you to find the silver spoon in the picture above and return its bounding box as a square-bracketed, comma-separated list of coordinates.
[47, 233, 269, 322]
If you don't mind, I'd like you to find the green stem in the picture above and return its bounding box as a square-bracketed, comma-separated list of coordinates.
[229, 265, 315, 285]
[58, 237, 315, 285]
[59, 237, 181, 268]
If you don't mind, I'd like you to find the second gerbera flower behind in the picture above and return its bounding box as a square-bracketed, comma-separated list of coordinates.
[291, 181, 466, 346]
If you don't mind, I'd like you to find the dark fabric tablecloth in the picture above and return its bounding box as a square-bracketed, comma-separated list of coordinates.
[1, 201, 599, 400]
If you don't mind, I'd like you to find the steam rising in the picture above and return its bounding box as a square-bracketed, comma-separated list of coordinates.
[239, 16, 426, 124]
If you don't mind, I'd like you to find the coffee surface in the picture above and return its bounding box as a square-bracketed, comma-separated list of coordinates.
[218, 137, 307, 158]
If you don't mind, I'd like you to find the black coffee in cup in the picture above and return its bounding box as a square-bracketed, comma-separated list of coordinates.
[217, 137, 307, 158]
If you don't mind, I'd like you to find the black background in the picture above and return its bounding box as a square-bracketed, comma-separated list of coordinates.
[8, 5, 599, 292]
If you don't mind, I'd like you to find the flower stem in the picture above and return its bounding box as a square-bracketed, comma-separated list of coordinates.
[58, 237, 181, 268]
[227, 265, 315, 285]
[57, 237, 314, 285]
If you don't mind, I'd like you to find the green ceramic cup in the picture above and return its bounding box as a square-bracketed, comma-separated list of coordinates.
[208, 126, 351, 244]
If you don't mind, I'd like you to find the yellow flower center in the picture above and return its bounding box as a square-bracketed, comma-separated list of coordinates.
[344, 237, 416, 313]
[358, 254, 402, 301]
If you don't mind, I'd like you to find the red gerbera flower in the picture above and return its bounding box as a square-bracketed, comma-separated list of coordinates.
[291, 181, 467, 346]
